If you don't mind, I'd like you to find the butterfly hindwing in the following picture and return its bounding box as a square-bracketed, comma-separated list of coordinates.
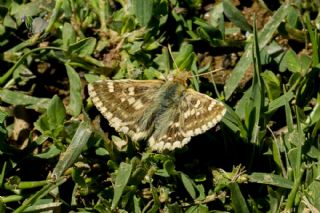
[148, 107, 191, 151]
[88, 80, 164, 140]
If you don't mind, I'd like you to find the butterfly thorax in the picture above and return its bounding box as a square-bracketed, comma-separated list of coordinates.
[157, 81, 185, 107]
[137, 81, 185, 139]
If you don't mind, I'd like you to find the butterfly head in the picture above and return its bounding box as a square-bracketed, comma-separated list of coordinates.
[167, 70, 192, 86]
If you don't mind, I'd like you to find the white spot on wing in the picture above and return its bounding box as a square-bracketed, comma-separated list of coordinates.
[128, 97, 135, 105]
[105, 112, 112, 119]
[172, 141, 181, 149]
[195, 128, 201, 135]
[181, 137, 190, 146]
[128, 87, 135, 95]
[107, 82, 114, 92]
[208, 101, 216, 111]
[133, 99, 144, 110]
[163, 143, 172, 150]
[185, 130, 194, 137]
[94, 100, 103, 108]
[132, 131, 148, 141]
[89, 90, 97, 97]
[100, 107, 107, 114]
[149, 137, 155, 147]
[152, 141, 164, 151]
[201, 124, 208, 132]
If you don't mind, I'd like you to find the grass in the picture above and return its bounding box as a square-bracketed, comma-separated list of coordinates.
[0, 0, 320, 212]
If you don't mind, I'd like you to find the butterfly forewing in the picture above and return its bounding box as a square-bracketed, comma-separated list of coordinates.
[88, 80, 164, 140]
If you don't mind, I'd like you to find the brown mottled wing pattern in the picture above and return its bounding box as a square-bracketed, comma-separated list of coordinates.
[88, 79, 164, 141]
[180, 89, 226, 137]
[148, 88, 226, 152]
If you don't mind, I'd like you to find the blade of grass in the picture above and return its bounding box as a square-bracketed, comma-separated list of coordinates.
[224, 4, 288, 99]
[111, 162, 133, 210]
[52, 121, 92, 179]
[229, 182, 249, 213]
[249, 173, 293, 189]
[13, 177, 66, 213]
[180, 172, 197, 199]
[223, 0, 252, 32]
[66, 64, 82, 116]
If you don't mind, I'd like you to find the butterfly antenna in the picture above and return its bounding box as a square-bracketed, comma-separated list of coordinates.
[191, 68, 225, 78]
[168, 45, 180, 72]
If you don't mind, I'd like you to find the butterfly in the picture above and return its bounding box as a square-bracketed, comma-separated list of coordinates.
[88, 75, 226, 152]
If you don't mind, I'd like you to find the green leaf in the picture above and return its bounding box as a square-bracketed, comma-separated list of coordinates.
[223, 0, 252, 32]
[173, 44, 195, 71]
[0, 110, 8, 124]
[283, 49, 301, 73]
[68, 37, 96, 57]
[154, 47, 171, 73]
[47, 95, 66, 130]
[305, 180, 320, 210]
[0, 110, 7, 143]
[66, 64, 82, 116]
[11, 0, 43, 18]
[245, 16, 265, 146]
[284, 89, 294, 133]
[133, 195, 142, 213]
[31, 17, 47, 34]
[271, 138, 284, 173]
[261, 70, 281, 101]
[62, 22, 76, 50]
[165, 202, 183, 213]
[180, 173, 196, 199]
[0, 89, 50, 112]
[15, 94, 65, 136]
[222, 105, 247, 140]
[186, 204, 208, 213]
[130, 0, 154, 26]
[13, 177, 66, 213]
[267, 91, 294, 113]
[52, 121, 92, 179]
[4, 14, 17, 29]
[34, 145, 61, 159]
[249, 173, 293, 189]
[205, 2, 224, 36]
[306, 97, 320, 126]
[0, 161, 7, 187]
[112, 162, 133, 209]
[287, 142, 303, 179]
[229, 183, 249, 213]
